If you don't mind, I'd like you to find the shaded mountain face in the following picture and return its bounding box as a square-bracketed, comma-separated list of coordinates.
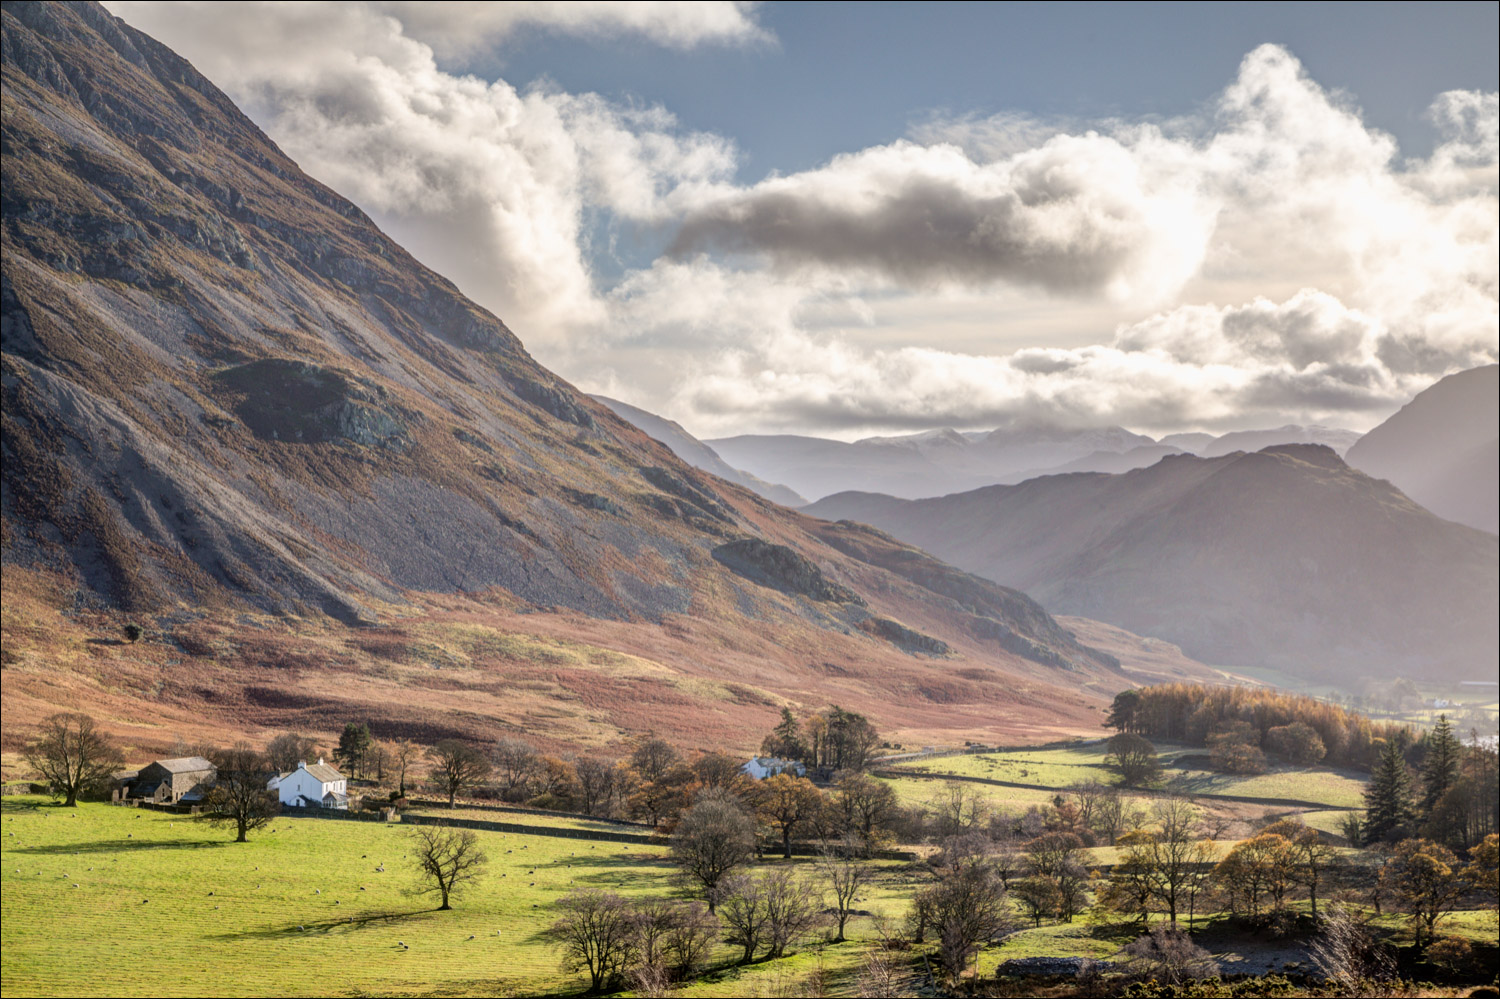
[589, 395, 807, 507]
[1345, 365, 1498, 534]
[1, 0, 1129, 751]
[808, 445, 1499, 681]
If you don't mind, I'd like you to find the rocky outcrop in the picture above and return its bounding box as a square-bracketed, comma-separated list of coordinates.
[214, 359, 413, 449]
[712, 538, 863, 604]
[858, 616, 951, 655]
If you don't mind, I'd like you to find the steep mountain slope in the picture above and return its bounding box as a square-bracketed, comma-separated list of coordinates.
[1345, 365, 1499, 533]
[590, 395, 806, 507]
[0, 1, 1131, 753]
[808, 445, 1498, 681]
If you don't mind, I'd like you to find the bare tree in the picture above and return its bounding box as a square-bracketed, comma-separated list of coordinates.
[1120, 925, 1219, 985]
[720, 873, 771, 964]
[575, 755, 626, 817]
[1310, 904, 1397, 990]
[930, 781, 990, 840]
[670, 789, 757, 911]
[409, 824, 488, 910]
[391, 738, 419, 798]
[203, 743, 278, 842]
[265, 731, 319, 774]
[819, 842, 875, 941]
[630, 735, 681, 783]
[914, 856, 1014, 983]
[662, 900, 718, 976]
[427, 740, 492, 807]
[23, 713, 124, 807]
[550, 888, 637, 992]
[762, 868, 825, 959]
[492, 738, 540, 801]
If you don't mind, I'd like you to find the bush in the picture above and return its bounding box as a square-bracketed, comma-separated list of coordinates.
[1426, 935, 1473, 973]
[1121, 925, 1220, 985]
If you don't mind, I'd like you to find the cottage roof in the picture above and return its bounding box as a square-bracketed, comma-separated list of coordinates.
[303, 762, 343, 784]
[154, 756, 214, 774]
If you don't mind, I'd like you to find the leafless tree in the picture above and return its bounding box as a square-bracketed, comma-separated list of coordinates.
[929, 781, 990, 840]
[630, 735, 681, 783]
[391, 738, 420, 798]
[427, 740, 492, 807]
[1310, 904, 1397, 991]
[662, 900, 718, 975]
[549, 888, 637, 992]
[203, 743, 278, 842]
[575, 755, 625, 817]
[1120, 924, 1219, 985]
[408, 824, 488, 910]
[265, 731, 319, 774]
[720, 873, 771, 964]
[761, 868, 825, 958]
[23, 713, 124, 807]
[819, 842, 875, 941]
[913, 856, 1014, 983]
[670, 789, 757, 910]
[492, 738, 540, 801]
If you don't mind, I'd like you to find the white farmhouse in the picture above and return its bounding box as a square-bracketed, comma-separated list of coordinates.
[741, 756, 806, 781]
[271, 758, 349, 809]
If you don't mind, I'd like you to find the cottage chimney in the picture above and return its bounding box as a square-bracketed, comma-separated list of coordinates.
[317, 757, 324, 766]
[297, 761, 307, 770]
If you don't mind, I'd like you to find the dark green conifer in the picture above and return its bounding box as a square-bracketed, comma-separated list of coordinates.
[1363, 737, 1416, 845]
[1419, 714, 1462, 816]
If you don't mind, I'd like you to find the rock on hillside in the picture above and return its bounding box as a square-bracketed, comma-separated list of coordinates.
[807, 445, 1498, 681]
[1345, 365, 1498, 534]
[0, 0, 1120, 740]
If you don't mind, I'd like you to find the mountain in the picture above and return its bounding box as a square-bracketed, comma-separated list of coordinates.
[706, 423, 1159, 501]
[1345, 365, 1499, 534]
[0, 1, 1140, 754]
[1196, 424, 1361, 457]
[589, 395, 807, 507]
[808, 445, 1498, 681]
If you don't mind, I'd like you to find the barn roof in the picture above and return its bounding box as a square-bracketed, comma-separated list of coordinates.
[154, 756, 214, 773]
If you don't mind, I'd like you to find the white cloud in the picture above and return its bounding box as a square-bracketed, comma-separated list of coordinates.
[100, 4, 1498, 438]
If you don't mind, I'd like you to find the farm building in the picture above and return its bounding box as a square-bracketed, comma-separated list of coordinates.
[741, 756, 806, 780]
[129, 757, 215, 804]
[271, 758, 348, 809]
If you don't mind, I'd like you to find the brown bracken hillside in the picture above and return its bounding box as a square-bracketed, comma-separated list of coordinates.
[0, 1, 1183, 760]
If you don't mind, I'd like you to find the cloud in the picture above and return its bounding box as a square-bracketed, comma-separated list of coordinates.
[98, 5, 1498, 438]
[368, 1, 771, 57]
[106, 0, 739, 340]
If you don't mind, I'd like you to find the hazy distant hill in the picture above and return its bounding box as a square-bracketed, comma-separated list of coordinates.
[1345, 365, 1499, 534]
[706, 423, 1360, 502]
[0, 1, 1135, 750]
[590, 396, 807, 506]
[808, 445, 1498, 681]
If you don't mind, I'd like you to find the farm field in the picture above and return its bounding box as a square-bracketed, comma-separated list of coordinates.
[892, 742, 1368, 810]
[402, 803, 654, 836]
[0, 798, 920, 998]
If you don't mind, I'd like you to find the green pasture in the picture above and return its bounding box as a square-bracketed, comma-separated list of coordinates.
[0, 797, 667, 997]
[405, 803, 652, 836]
[0, 797, 921, 999]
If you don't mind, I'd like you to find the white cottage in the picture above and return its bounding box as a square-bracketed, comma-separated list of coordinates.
[741, 756, 806, 781]
[271, 758, 349, 809]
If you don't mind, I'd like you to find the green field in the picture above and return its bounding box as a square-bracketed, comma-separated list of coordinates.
[0, 798, 919, 998]
[892, 742, 1367, 811]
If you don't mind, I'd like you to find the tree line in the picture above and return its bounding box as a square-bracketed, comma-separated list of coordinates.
[1106, 684, 1410, 771]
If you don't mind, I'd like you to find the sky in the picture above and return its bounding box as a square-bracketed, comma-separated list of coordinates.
[107, 1, 1500, 440]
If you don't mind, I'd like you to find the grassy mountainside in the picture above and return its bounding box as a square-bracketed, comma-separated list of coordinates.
[808, 444, 1499, 681]
[0, 1, 1154, 755]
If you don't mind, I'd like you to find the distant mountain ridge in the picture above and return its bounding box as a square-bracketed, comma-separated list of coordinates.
[808, 444, 1498, 681]
[1345, 365, 1498, 534]
[703, 422, 1360, 502]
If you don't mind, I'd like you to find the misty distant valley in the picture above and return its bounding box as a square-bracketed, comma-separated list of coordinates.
[2, 3, 1496, 999]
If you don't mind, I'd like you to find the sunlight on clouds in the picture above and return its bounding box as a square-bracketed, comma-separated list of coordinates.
[102, 3, 1498, 436]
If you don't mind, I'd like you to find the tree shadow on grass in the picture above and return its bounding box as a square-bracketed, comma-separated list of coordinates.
[10, 839, 226, 855]
[206, 907, 442, 941]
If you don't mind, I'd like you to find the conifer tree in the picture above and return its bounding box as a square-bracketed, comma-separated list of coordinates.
[1364, 738, 1416, 845]
[1419, 715, 1462, 816]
